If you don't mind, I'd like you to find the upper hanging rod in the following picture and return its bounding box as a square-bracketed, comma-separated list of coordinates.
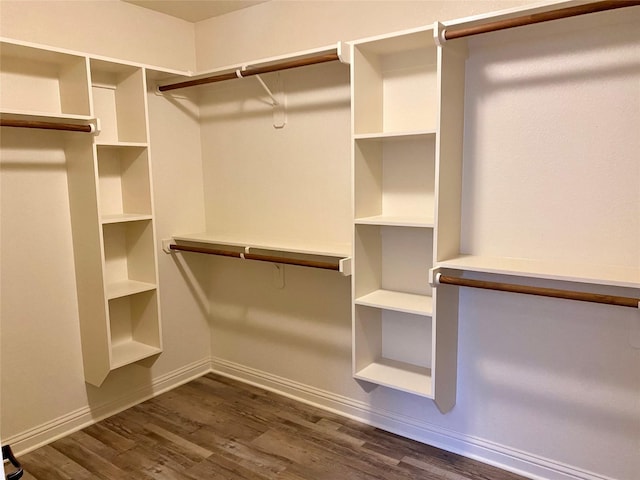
[158, 50, 341, 93]
[169, 243, 341, 271]
[435, 273, 639, 309]
[0, 118, 96, 133]
[443, 0, 639, 41]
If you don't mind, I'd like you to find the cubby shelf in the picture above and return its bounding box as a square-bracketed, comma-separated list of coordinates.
[106, 279, 156, 300]
[95, 141, 148, 148]
[354, 215, 434, 228]
[355, 359, 432, 398]
[355, 289, 433, 316]
[353, 130, 436, 141]
[111, 341, 162, 369]
[101, 213, 153, 224]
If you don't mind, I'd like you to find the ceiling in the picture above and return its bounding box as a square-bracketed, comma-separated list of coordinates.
[123, 0, 269, 23]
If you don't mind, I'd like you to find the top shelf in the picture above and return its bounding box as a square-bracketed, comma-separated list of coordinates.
[352, 29, 439, 135]
[352, 27, 435, 54]
[438, 255, 640, 290]
[172, 232, 351, 259]
[1, 41, 91, 117]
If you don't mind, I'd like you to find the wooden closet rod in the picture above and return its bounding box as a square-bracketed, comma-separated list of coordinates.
[169, 243, 341, 271]
[444, 1, 640, 40]
[436, 274, 639, 308]
[0, 119, 94, 133]
[158, 51, 340, 93]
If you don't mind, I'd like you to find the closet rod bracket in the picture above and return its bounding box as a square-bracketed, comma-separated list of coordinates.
[244, 69, 286, 129]
[162, 238, 175, 254]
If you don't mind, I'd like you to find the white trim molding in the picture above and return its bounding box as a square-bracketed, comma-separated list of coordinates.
[210, 357, 620, 480]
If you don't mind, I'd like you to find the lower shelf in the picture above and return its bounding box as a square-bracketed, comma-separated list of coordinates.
[107, 280, 156, 300]
[355, 289, 432, 316]
[111, 340, 161, 369]
[355, 358, 433, 397]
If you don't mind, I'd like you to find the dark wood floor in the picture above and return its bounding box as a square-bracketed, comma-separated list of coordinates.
[16, 373, 528, 479]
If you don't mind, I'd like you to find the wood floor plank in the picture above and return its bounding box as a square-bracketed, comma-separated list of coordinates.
[16, 445, 94, 480]
[49, 434, 131, 479]
[17, 373, 529, 480]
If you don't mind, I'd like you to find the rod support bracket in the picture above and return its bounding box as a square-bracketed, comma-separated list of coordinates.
[337, 41, 351, 64]
[429, 267, 443, 287]
[250, 72, 286, 129]
[339, 257, 352, 276]
[434, 21, 447, 46]
[162, 238, 176, 254]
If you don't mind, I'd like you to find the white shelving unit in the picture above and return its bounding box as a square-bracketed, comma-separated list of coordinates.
[84, 59, 162, 385]
[350, 26, 464, 411]
[1, 38, 165, 386]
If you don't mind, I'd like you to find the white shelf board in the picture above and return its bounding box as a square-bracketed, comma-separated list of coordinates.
[172, 232, 351, 258]
[438, 255, 640, 289]
[95, 141, 148, 148]
[0, 108, 95, 123]
[356, 290, 433, 316]
[354, 129, 436, 141]
[355, 358, 433, 398]
[101, 213, 153, 224]
[352, 26, 435, 55]
[111, 340, 161, 369]
[355, 215, 434, 228]
[107, 280, 156, 300]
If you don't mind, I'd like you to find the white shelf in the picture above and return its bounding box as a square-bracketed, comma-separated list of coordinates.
[95, 141, 148, 148]
[354, 130, 436, 141]
[355, 215, 434, 228]
[106, 280, 156, 300]
[0, 109, 95, 123]
[101, 213, 153, 224]
[355, 358, 433, 398]
[173, 232, 351, 258]
[438, 255, 640, 289]
[355, 290, 433, 316]
[111, 340, 161, 369]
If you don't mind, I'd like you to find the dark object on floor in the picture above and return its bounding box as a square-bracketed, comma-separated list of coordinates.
[2, 445, 23, 480]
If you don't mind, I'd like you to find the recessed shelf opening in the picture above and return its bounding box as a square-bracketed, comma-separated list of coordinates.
[108, 289, 161, 368]
[97, 145, 152, 220]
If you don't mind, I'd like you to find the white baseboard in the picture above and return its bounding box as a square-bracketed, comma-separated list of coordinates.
[5, 358, 211, 456]
[4, 355, 616, 480]
[210, 356, 617, 480]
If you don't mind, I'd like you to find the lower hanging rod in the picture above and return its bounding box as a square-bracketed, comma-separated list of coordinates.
[0, 118, 95, 133]
[435, 274, 639, 308]
[169, 243, 341, 271]
[443, 1, 640, 41]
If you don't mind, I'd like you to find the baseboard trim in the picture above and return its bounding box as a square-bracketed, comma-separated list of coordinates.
[6, 358, 211, 456]
[210, 357, 617, 480]
[4, 356, 617, 480]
